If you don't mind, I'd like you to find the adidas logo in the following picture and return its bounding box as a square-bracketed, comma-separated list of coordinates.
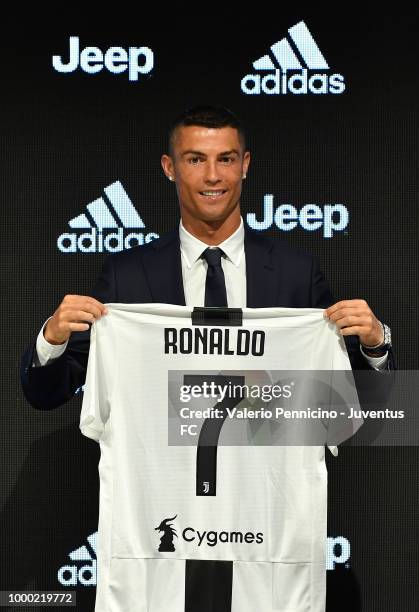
[241, 21, 345, 95]
[58, 532, 97, 586]
[57, 180, 159, 253]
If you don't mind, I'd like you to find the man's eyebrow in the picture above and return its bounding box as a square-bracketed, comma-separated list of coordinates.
[181, 149, 240, 157]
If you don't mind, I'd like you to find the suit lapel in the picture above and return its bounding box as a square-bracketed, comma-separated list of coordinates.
[244, 226, 277, 307]
[141, 225, 277, 308]
[142, 229, 186, 305]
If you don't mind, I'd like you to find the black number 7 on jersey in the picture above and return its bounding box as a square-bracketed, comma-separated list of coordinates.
[183, 374, 245, 497]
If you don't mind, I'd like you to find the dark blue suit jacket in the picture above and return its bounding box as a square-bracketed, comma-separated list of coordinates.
[20, 226, 395, 410]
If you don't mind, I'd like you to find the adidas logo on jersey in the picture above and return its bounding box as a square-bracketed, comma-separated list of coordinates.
[241, 21, 345, 95]
[57, 181, 159, 253]
[58, 532, 97, 586]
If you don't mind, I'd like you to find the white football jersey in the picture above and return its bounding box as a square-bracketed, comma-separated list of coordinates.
[80, 303, 353, 612]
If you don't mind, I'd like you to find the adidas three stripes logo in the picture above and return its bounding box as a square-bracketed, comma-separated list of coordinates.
[57, 181, 159, 253]
[241, 21, 345, 95]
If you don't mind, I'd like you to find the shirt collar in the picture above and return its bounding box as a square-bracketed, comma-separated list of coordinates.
[179, 216, 244, 269]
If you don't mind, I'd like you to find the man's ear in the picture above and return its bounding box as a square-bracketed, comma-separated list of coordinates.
[161, 154, 175, 181]
[243, 150, 251, 176]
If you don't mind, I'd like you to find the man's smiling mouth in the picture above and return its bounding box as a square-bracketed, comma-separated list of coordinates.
[199, 190, 227, 199]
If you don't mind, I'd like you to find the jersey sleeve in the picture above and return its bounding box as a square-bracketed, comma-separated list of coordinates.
[79, 319, 112, 441]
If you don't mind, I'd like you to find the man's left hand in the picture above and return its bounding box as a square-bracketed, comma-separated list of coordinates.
[324, 299, 384, 347]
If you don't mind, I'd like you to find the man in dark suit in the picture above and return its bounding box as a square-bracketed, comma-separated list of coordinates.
[21, 104, 394, 411]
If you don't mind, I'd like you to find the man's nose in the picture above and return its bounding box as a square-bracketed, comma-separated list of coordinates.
[203, 160, 221, 183]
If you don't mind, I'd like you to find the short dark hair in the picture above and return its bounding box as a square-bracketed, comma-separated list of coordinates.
[168, 105, 246, 157]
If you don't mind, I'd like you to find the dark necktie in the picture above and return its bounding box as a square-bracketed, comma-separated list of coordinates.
[201, 247, 227, 307]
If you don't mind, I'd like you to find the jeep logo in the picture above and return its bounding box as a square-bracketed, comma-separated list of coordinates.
[52, 36, 154, 81]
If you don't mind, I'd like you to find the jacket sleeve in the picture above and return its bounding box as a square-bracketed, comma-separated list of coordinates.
[310, 255, 396, 372]
[20, 255, 117, 410]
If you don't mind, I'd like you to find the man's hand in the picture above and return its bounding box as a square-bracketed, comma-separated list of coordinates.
[324, 299, 384, 347]
[44, 295, 108, 345]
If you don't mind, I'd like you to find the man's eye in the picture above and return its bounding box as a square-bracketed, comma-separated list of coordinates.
[188, 157, 201, 164]
[220, 157, 233, 163]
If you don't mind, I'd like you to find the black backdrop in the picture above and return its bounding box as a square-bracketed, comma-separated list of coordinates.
[1, 8, 418, 611]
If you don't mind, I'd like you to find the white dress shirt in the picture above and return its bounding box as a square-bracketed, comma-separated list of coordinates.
[34, 216, 388, 370]
[179, 215, 246, 307]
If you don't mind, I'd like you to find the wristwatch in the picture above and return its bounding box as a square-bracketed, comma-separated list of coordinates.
[361, 322, 392, 356]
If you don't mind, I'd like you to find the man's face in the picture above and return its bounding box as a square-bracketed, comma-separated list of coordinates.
[161, 125, 250, 226]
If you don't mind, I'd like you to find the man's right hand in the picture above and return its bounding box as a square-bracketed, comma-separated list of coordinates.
[44, 295, 108, 345]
